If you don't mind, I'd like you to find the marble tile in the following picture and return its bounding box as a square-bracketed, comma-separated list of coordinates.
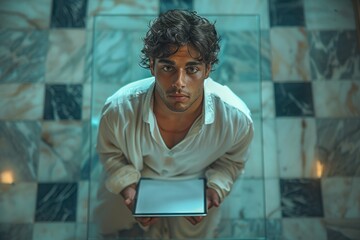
[308, 30, 360, 80]
[92, 30, 140, 84]
[274, 83, 315, 117]
[260, 30, 272, 81]
[313, 81, 360, 117]
[326, 228, 353, 240]
[276, 118, 318, 178]
[0, 183, 37, 223]
[50, 0, 87, 28]
[77, 181, 89, 223]
[87, 0, 159, 30]
[243, 119, 263, 178]
[270, 28, 311, 81]
[266, 219, 282, 240]
[217, 219, 266, 239]
[130, 31, 155, 81]
[88, 0, 159, 16]
[82, 121, 92, 179]
[87, 223, 102, 240]
[87, 181, 101, 223]
[160, 0, 193, 13]
[210, 31, 261, 84]
[231, 219, 266, 239]
[38, 121, 90, 182]
[324, 219, 360, 240]
[304, 0, 356, 30]
[322, 178, 360, 218]
[93, 14, 152, 31]
[45, 30, 86, 83]
[0, 224, 33, 240]
[282, 218, 327, 240]
[207, 15, 261, 32]
[280, 179, 324, 217]
[215, 221, 235, 239]
[0, 121, 40, 182]
[32, 223, 77, 240]
[262, 82, 275, 118]
[194, 0, 270, 30]
[90, 82, 121, 126]
[265, 179, 282, 218]
[269, 0, 305, 27]
[89, 150, 102, 181]
[226, 82, 261, 118]
[84, 29, 93, 84]
[222, 179, 265, 219]
[0, 30, 48, 83]
[35, 183, 77, 222]
[43, 84, 82, 120]
[82, 83, 91, 120]
[263, 119, 278, 178]
[0, 0, 51, 29]
[92, 28, 150, 85]
[315, 119, 360, 177]
[92, 24, 151, 86]
[75, 223, 88, 240]
[0, 84, 45, 120]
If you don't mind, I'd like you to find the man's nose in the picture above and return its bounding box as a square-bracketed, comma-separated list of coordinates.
[173, 69, 186, 88]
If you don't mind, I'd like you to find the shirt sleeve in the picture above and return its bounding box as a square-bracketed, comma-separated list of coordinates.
[205, 114, 254, 202]
[96, 106, 141, 195]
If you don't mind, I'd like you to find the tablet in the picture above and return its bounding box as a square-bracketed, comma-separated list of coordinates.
[133, 178, 207, 217]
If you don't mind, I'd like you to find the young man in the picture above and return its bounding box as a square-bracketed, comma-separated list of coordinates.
[96, 9, 254, 239]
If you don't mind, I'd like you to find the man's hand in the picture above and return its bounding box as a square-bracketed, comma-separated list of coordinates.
[185, 188, 220, 225]
[120, 184, 159, 227]
[206, 187, 220, 209]
[121, 183, 137, 209]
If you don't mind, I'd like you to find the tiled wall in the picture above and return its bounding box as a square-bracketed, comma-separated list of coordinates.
[0, 0, 359, 240]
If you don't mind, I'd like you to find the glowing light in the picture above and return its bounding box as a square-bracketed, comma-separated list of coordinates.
[1, 171, 14, 184]
[316, 160, 323, 178]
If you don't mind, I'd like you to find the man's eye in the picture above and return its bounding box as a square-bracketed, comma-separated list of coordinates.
[187, 67, 199, 74]
[162, 66, 174, 72]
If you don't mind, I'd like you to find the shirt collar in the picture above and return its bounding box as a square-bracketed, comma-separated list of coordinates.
[203, 78, 215, 124]
[143, 79, 156, 126]
[142, 77, 215, 125]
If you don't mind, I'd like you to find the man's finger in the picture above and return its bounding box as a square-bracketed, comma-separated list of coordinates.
[124, 198, 132, 206]
[136, 217, 158, 227]
[185, 217, 195, 225]
[136, 217, 150, 225]
[207, 188, 220, 209]
[185, 217, 199, 225]
[207, 199, 213, 209]
[148, 217, 159, 226]
[210, 197, 219, 208]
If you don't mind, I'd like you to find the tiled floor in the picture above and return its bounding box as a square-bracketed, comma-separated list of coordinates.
[0, 0, 359, 239]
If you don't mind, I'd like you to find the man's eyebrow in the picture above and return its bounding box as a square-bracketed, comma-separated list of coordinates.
[157, 59, 203, 66]
[157, 59, 175, 65]
[185, 61, 202, 66]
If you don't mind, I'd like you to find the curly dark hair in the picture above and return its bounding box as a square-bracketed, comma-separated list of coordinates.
[140, 10, 221, 69]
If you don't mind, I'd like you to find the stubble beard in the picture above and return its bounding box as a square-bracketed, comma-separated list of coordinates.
[155, 85, 201, 113]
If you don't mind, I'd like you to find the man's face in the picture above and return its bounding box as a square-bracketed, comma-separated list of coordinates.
[150, 45, 211, 113]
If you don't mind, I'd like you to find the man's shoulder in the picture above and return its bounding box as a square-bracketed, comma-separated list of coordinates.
[205, 78, 251, 121]
[106, 77, 154, 103]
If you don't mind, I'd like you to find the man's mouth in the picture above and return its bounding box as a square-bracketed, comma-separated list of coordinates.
[168, 93, 189, 101]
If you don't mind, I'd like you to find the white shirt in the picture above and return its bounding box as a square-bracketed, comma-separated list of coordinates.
[97, 77, 254, 202]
